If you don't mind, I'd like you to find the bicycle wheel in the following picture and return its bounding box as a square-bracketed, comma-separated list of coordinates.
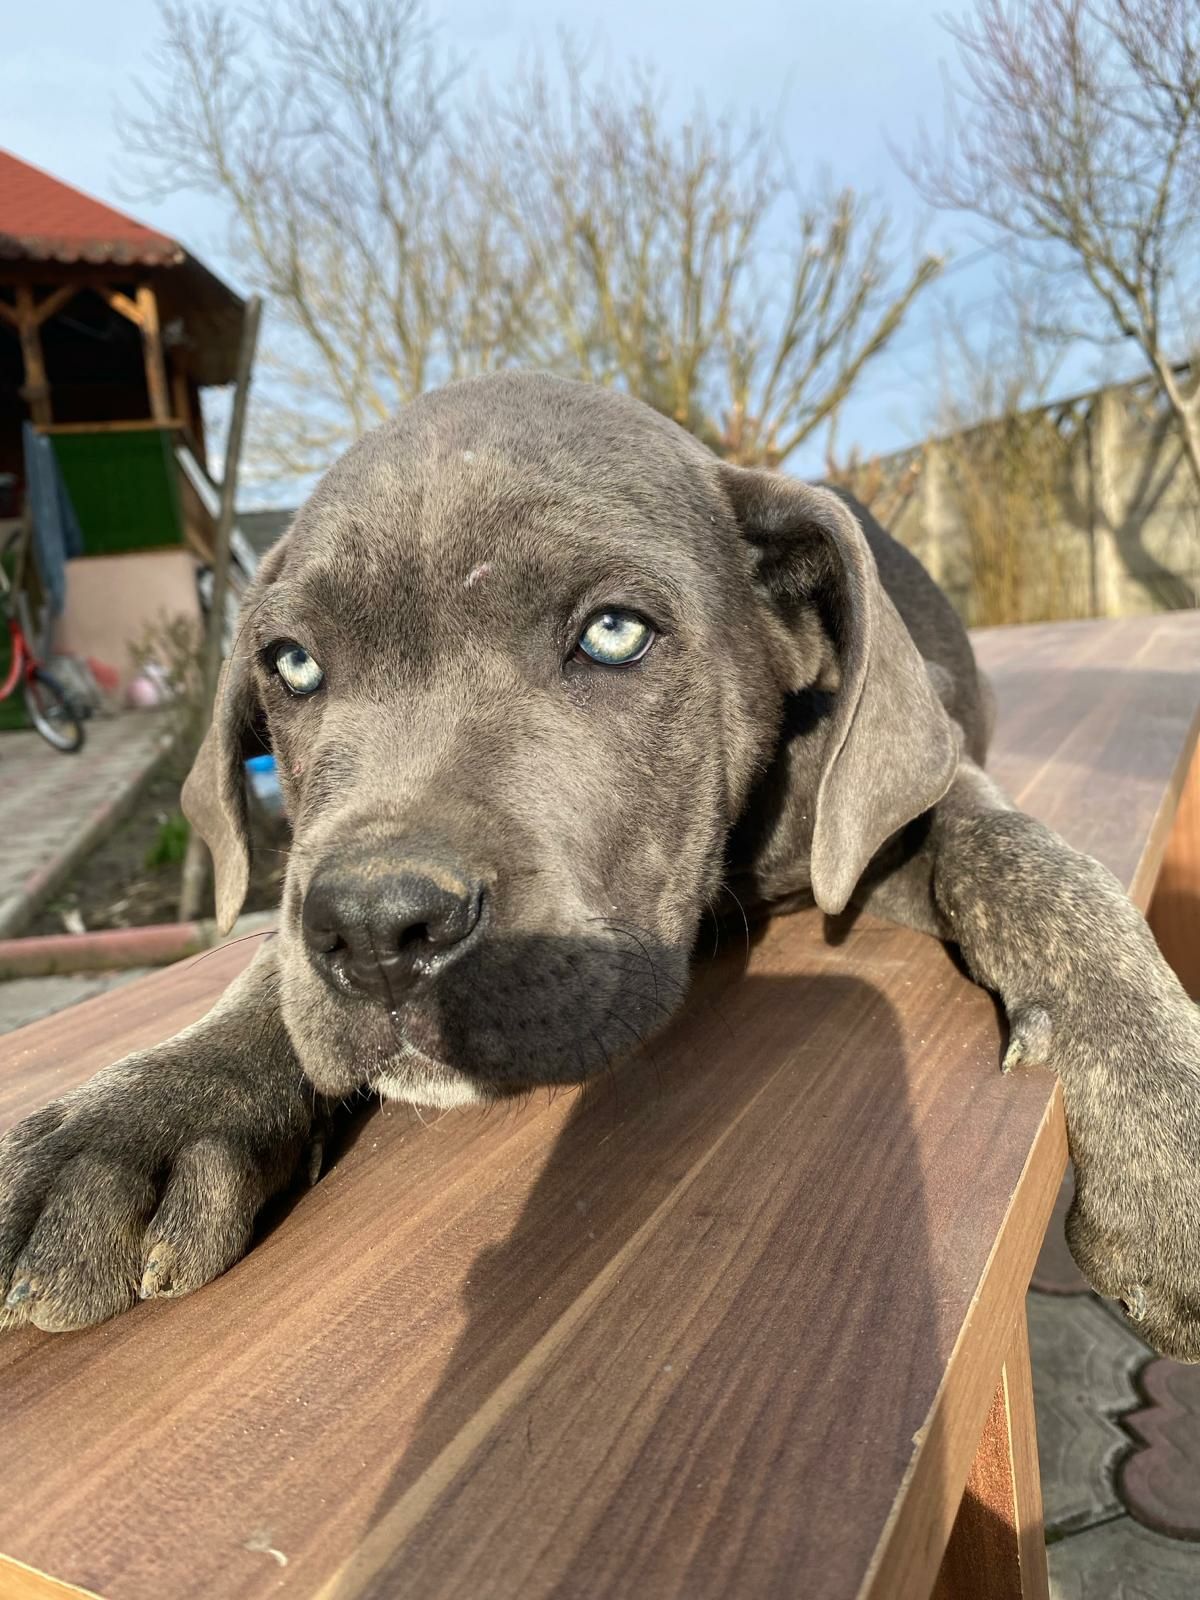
[23, 668, 85, 753]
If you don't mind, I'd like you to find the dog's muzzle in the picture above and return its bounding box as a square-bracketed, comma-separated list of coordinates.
[301, 848, 486, 1007]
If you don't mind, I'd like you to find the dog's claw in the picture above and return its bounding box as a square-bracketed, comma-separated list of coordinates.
[1002, 1004, 1053, 1073]
[307, 1136, 325, 1187]
[140, 1244, 184, 1299]
[139, 1256, 167, 1299]
[1120, 1284, 1148, 1322]
[5, 1279, 32, 1307]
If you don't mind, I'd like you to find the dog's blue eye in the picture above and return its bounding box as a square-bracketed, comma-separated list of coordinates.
[576, 610, 654, 666]
[272, 642, 324, 695]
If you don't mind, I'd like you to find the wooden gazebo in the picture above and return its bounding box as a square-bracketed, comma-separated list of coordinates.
[0, 149, 251, 690]
[0, 148, 244, 475]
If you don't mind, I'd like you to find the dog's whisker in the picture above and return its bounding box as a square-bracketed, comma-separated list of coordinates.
[701, 892, 722, 963]
[181, 927, 276, 972]
[587, 1026, 622, 1126]
[589, 916, 664, 1015]
[716, 883, 753, 972]
[597, 1007, 671, 1104]
[610, 955, 740, 1051]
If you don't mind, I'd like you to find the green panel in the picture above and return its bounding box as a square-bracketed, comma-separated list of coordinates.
[50, 429, 182, 555]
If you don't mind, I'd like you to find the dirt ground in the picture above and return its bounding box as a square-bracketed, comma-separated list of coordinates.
[30, 770, 289, 934]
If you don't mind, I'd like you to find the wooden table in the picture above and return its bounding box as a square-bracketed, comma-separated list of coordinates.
[1, 614, 1198, 1600]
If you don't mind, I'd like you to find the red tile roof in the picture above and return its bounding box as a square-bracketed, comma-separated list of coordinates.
[0, 148, 181, 267]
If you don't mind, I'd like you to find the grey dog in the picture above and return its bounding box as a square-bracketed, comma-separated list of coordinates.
[2, 374, 1199, 1360]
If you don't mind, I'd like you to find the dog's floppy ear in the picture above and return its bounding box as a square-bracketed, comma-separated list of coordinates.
[181, 537, 289, 934]
[720, 465, 960, 915]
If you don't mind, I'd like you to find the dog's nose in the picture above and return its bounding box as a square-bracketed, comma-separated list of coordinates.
[302, 857, 486, 1004]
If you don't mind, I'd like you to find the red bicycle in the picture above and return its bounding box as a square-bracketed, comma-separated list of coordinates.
[0, 528, 85, 752]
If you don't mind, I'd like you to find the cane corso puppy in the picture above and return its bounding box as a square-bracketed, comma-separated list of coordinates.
[3, 374, 1199, 1358]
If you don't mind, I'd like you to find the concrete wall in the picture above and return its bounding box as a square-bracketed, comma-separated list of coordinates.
[53, 550, 201, 691]
[849, 373, 1200, 624]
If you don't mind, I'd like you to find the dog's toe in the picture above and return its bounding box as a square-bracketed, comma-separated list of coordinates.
[9, 1155, 153, 1332]
[1001, 1003, 1054, 1072]
[1135, 1287, 1200, 1364]
[140, 1140, 262, 1300]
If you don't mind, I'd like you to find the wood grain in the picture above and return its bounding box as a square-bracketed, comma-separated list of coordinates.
[975, 613, 1200, 907]
[0, 613, 1196, 1600]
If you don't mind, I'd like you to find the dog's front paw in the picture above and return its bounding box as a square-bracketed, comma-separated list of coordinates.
[1067, 1172, 1200, 1363]
[0, 1052, 311, 1334]
[1053, 991, 1200, 1362]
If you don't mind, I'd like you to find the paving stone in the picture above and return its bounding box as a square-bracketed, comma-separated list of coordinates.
[1033, 1166, 1091, 1295]
[1119, 1359, 1200, 1539]
[1028, 1290, 1150, 1536]
[1048, 1515, 1200, 1597]
[0, 970, 153, 1035]
[0, 713, 169, 935]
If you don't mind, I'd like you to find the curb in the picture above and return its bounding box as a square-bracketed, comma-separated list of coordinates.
[0, 912, 277, 979]
[0, 727, 174, 941]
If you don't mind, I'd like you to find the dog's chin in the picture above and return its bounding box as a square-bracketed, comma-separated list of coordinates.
[372, 1043, 490, 1110]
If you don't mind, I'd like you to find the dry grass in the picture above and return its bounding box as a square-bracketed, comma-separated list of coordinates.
[942, 410, 1087, 627]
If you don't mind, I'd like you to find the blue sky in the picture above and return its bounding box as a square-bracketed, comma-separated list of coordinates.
[3, 0, 1141, 498]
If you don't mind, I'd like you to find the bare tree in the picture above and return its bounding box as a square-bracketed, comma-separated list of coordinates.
[465, 55, 942, 466]
[124, 0, 537, 481]
[124, 1, 941, 479]
[908, 0, 1200, 493]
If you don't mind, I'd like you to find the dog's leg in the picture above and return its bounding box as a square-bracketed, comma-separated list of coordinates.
[857, 760, 1200, 1362]
[0, 942, 319, 1332]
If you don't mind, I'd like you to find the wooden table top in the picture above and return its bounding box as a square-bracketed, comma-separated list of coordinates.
[1, 612, 1198, 1600]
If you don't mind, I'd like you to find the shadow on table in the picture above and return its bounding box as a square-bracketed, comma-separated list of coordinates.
[336, 926, 1019, 1599]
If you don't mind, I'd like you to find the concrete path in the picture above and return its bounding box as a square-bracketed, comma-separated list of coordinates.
[0, 968, 152, 1034]
[0, 713, 170, 937]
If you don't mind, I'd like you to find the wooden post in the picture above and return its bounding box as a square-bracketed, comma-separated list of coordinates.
[178, 295, 263, 923]
[136, 285, 171, 425]
[172, 368, 193, 438]
[14, 285, 52, 425]
[1149, 734, 1200, 1000]
[933, 1310, 1050, 1600]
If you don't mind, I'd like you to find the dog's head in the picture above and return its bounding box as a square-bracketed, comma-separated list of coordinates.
[183, 374, 956, 1105]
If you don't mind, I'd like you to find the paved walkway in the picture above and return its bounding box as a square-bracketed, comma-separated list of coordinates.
[0, 969, 152, 1034]
[1033, 1174, 1200, 1596]
[0, 713, 170, 937]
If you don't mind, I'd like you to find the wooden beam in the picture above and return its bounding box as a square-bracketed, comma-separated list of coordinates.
[179, 293, 262, 922]
[136, 284, 171, 424]
[35, 419, 183, 436]
[94, 284, 143, 326]
[14, 285, 52, 426]
[0, 299, 17, 328]
[32, 285, 78, 326]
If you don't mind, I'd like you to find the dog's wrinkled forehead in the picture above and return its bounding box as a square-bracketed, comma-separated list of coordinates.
[273, 374, 731, 664]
